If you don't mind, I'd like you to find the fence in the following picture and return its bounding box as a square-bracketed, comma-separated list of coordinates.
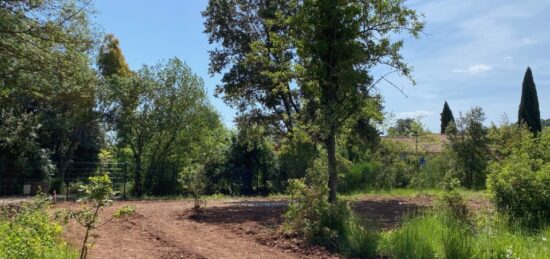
[0, 162, 128, 199]
[64, 162, 128, 199]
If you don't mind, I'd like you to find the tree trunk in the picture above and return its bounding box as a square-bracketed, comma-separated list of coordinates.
[326, 133, 337, 203]
[133, 152, 142, 196]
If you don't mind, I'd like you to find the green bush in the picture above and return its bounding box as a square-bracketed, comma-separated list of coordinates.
[488, 160, 550, 228]
[410, 154, 448, 188]
[338, 161, 381, 193]
[487, 128, 550, 228]
[0, 197, 77, 259]
[284, 157, 378, 257]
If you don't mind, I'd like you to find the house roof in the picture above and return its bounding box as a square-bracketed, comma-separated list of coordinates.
[382, 134, 448, 153]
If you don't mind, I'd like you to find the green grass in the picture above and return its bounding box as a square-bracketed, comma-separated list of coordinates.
[378, 211, 550, 259]
[341, 187, 488, 201]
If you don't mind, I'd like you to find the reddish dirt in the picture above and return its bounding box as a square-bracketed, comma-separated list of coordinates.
[57, 195, 490, 259]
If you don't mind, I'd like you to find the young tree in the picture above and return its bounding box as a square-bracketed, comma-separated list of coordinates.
[446, 107, 490, 189]
[518, 67, 541, 133]
[204, 0, 423, 202]
[440, 101, 455, 134]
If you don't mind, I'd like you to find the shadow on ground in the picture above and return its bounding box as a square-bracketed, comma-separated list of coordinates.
[191, 199, 429, 229]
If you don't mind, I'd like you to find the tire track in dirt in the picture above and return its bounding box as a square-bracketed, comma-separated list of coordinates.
[61, 200, 304, 259]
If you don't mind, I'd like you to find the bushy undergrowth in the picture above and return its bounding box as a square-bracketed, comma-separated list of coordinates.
[338, 161, 381, 193]
[487, 127, 550, 228]
[284, 158, 378, 258]
[0, 197, 77, 259]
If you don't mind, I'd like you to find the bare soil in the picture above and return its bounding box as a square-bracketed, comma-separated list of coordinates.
[57, 195, 490, 259]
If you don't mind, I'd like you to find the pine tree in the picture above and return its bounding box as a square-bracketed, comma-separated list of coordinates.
[440, 101, 455, 134]
[518, 67, 542, 133]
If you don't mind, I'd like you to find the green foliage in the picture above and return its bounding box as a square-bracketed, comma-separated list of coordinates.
[221, 128, 279, 195]
[180, 165, 207, 210]
[284, 158, 378, 257]
[446, 107, 490, 189]
[518, 67, 542, 133]
[388, 118, 427, 137]
[100, 57, 226, 196]
[381, 214, 437, 259]
[441, 101, 456, 134]
[381, 199, 550, 259]
[338, 161, 381, 193]
[113, 205, 136, 218]
[488, 127, 550, 228]
[0, 196, 77, 259]
[204, 0, 424, 202]
[97, 34, 133, 77]
[1, 0, 100, 190]
[68, 175, 116, 259]
[410, 154, 449, 188]
[278, 131, 318, 180]
[373, 139, 419, 188]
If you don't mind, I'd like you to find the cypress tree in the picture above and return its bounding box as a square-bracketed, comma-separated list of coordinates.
[518, 67, 542, 133]
[440, 101, 455, 134]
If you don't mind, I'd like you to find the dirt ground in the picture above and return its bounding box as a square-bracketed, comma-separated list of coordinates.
[57, 195, 490, 259]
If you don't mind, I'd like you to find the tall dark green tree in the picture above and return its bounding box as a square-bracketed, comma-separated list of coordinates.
[518, 67, 541, 133]
[440, 101, 455, 134]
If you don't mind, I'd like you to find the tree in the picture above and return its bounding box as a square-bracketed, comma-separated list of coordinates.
[446, 107, 490, 189]
[1, 0, 101, 187]
[518, 67, 541, 133]
[98, 34, 133, 77]
[388, 118, 415, 136]
[204, 0, 423, 202]
[100, 57, 224, 196]
[542, 119, 550, 128]
[440, 101, 455, 134]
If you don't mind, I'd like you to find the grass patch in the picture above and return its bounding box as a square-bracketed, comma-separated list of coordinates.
[341, 188, 488, 201]
[379, 210, 550, 259]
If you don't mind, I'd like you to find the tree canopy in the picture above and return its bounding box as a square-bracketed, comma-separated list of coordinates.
[204, 0, 424, 202]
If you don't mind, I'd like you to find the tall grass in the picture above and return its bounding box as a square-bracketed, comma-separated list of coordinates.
[379, 211, 550, 259]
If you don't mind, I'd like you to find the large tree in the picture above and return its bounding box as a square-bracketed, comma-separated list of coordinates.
[518, 67, 541, 133]
[440, 101, 455, 134]
[1, 0, 100, 186]
[204, 0, 423, 202]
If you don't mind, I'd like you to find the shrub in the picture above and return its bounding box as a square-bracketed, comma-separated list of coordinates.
[487, 128, 550, 228]
[338, 161, 381, 193]
[410, 154, 448, 188]
[488, 160, 550, 228]
[284, 157, 377, 257]
[63, 174, 116, 259]
[113, 205, 136, 218]
[180, 165, 207, 211]
[0, 196, 77, 259]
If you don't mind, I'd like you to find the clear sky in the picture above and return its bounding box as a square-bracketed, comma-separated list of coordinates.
[93, 0, 550, 132]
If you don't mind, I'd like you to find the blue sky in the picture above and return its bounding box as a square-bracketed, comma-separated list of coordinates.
[93, 0, 550, 132]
